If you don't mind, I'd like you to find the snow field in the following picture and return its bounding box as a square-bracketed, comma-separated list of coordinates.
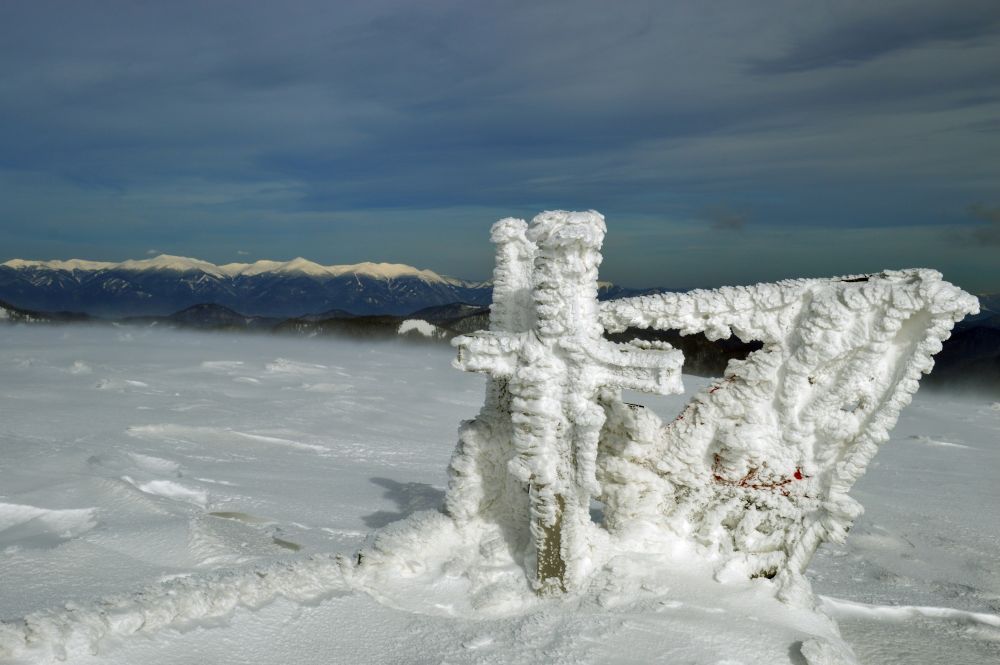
[0, 324, 997, 663]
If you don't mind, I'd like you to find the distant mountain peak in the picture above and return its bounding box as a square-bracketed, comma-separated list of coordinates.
[118, 255, 227, 276]
[327, 261, 454, 283]
[279, 257, 330, 275]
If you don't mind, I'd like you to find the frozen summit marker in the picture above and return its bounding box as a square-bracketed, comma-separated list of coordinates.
[451, 211, 683, 592]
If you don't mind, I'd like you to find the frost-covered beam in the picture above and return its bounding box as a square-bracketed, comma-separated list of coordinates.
[444, 219, 533, 527]
[596, 269, 978, 600]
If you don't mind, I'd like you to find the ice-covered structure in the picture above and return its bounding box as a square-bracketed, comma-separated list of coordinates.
[450, 213, 682, 592]
[441, 210, 977, 599]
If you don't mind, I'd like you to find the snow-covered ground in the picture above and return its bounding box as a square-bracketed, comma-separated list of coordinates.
[0, 325, 997, 664]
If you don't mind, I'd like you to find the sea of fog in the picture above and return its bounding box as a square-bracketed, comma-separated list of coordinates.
[0, 324, 997, 664]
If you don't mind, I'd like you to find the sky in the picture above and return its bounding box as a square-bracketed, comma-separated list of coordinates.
[1, 0, 998, 292]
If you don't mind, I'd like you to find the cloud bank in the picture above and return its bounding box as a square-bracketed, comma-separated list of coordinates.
[0, 0, 997, 290]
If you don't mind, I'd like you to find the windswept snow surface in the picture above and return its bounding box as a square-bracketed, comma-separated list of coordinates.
[0, 325, 997, 664]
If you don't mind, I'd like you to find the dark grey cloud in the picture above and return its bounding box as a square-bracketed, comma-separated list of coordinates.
[704, 207, 747, 232]
[0, 0, 998, 290]
[967, 204, 1000, 245]
[748, 0, 1000, 74]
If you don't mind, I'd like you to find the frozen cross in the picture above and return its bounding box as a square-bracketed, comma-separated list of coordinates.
[453, 210, 684, 592]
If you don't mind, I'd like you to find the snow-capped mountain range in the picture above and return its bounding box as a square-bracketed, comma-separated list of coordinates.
[1, 255, 472, 283]
[0, 255, 493, 317]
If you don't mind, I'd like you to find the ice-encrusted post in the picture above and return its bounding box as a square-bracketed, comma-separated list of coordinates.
[452, 211, 683, 592]
[443, 218, 536, 536]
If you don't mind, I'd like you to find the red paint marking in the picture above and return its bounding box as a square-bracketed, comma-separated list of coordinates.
[711, 455, 806, 492]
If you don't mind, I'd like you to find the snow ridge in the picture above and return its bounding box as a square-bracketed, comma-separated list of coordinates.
[0, 555, 350, 663]
[819, 596, 1000, 630]
[1, 255, 461, 284]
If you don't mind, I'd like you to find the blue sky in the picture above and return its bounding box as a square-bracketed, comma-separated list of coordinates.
[1, 0, 998, 291]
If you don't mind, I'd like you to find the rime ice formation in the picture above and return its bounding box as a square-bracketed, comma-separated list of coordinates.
[450, 212, 682, 591]
[597, 267, 978, 601]
[437, 210, 977, 599]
